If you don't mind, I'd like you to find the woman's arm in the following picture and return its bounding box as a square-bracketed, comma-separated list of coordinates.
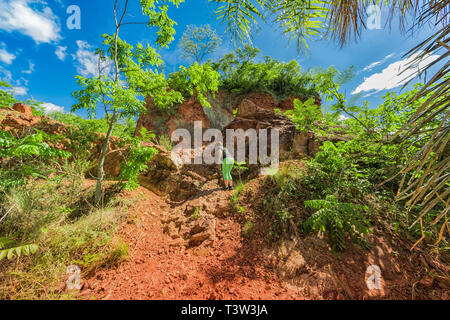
[215, 146, 223, 164]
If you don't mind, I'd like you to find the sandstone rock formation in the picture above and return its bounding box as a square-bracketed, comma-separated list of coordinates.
[223, 98, 319, 160]
[0, 104, 70, 150]
[12, 103, 33, 115]
[134, 90, 321, 138]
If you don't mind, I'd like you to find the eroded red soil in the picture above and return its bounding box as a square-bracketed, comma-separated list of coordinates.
[77, 181, 449, 300]
[80, 186, 303, 300]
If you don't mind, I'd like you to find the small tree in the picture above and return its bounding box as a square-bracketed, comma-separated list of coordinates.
[234, 161, 248, 182]
[72, 0, 185, 205]
[180, 24, 222, 64]
[72, 0, 220, 205]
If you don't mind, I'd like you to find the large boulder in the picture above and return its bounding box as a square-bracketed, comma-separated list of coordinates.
[12, 103, 33, 115]
[137, 143, 206, 201]
[222, 99, 318, 161]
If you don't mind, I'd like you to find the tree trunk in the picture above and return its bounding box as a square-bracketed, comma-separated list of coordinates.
[94, 112, 117, 205]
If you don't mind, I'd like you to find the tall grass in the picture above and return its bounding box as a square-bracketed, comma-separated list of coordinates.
[0, 161, 131, 299]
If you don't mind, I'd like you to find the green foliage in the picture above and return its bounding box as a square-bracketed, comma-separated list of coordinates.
[212, 0, 328, 52]
[230, 181, 245, 212]
[0, 131, 70, 159]
[48, 111, 136, 139]
[119, 143, 158, 191]
[100, 34, 185, 111]
[0, 172, 132, 299]
[303, 141, 370, 200]
[72, 74, 145, 119]
[260, 145, 372, 250]
[233, 161, 248, 182]
[180, 24, 222, 63]
[119, 127, 159, 191]
[304, 195, 370, 253]
[283, 97, 323, 132]
[303, 81, 447, 250]
[321, 83, 443, 191]
[71, 0, 186, 204]
[0, 131, 71, 190]
[210, 46, 320, 99]
[168, 62, 220, 108]
[261, 166, 301, 240]
[0, 81, 17, 107]
[191, 206, 201, 220]
[141, 0, 185, 48]
[156, 134, 173, 151]
[0, 243, 38, 261]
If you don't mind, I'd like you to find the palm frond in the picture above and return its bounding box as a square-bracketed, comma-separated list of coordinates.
[390, 0, 450, 248]
[326, 0, 366, 45]
[211, 0, 272, 46]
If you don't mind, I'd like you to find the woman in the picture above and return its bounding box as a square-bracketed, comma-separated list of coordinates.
[216, 142, 234, 191]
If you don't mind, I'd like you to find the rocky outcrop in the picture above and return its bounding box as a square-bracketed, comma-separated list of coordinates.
[131, 91, 326, 192]
[135, 95, 212, 138]
[87, 137, 206, 202]
[0, 104, 71, 150]
[12, 103, 33, 115]
[223, 98, 319, 160]
[134, 90, 322, 138]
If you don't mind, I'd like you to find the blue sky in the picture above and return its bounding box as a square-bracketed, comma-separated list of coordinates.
[0, 0, 443, 118]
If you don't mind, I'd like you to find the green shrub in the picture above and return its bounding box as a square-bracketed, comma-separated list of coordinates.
[261, 172, 301, 240]
[156, 134, 173, 151]
[0, 131, 71, 191]
[0, 81, 17, 107]
[209, 45, 319, 99]
[230, 182, 244, 211]
[303, 195, 370, 253]
[119, 127, 159, 191]
[282, 97, 323, 132]
[191, 206, 201, 220]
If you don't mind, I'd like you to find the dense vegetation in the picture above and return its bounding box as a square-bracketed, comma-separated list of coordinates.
[249, 81, 447, 253]
[213, 0, 449, 256]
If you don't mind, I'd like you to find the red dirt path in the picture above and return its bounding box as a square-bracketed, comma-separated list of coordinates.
[79, 187, 302, 300]
[77, 180, 449, 300]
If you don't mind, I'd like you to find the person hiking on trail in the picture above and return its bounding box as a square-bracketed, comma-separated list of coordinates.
[216, 142, 234, 191]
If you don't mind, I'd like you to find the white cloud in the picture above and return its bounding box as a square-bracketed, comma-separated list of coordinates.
[22, 61, 35, 74]
[0, 65, 12, 82]
[0, 0, 61, 44]
[0, 48, 16, 65]
[40, 102, 64, 113]
[13, 86, 28, 96]
[72, 40, 112, 77]
[352, 51, 440, 95]
[362, 53, 395, 72]
[55, 46, 67, 61]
